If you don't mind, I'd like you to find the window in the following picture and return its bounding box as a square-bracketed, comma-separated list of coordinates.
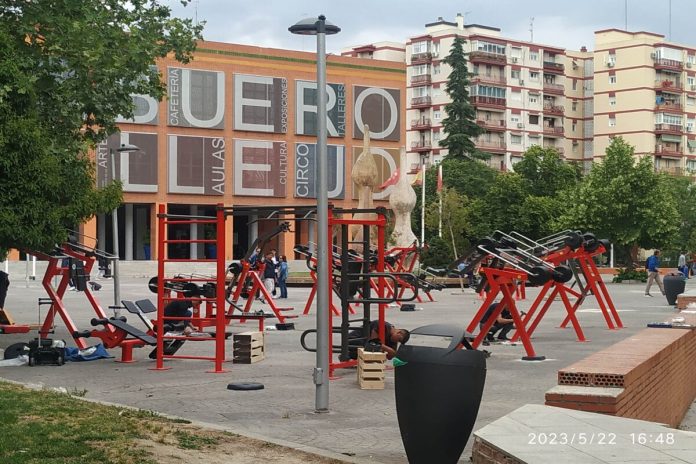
[511, 69, 521, 80]
[530, 52, 538, 61]
[510, 90, 522, 102]
[511, 134, 522, 144]
[529, 71, 539, 81]
[609, 96, 616, 106]
[688, 160, 696, 171]
[687, 118, 695, 132]
[529, 93, 539, 104]
[607, 53, 616, 65]
[511, 116, 520, 123]
[413, 64, 429, 75]
[609, 75, 617, 84]
[433, 110, 441, 120]
[572, 101, 578, 111]
[433, 131, 441, 141]
[529, 114, 539, 125]
[472, 85, 506, 98]
[572, 121, 577, 132]
[656, 113, 683, 125]
[433, 88, 442, 97]
[413, 86, 428, 97]
[609, 116, 616, 127]
[688, 97, 696, 106]
[433, 64, 441, 74]
[529, 135, 540, 146]
[476, 41, 506, 55]
[572, 79, 577, 90]
[432, 42, 440, 56]
[511, 47, 522, 58]
[412, 41, 429, 54]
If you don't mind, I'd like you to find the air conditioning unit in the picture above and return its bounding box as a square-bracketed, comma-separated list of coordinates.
[650, 52, 657, 59]
[517, 123, 525, 128]
[606, 61, 614, 68]
[519, 80, 525, 85]
[511, 57, 519, 63]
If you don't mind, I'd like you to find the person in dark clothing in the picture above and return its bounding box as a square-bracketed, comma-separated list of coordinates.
[479, 302, 523, 343]
[349, 320, 410, 360]
[277, 255, 288, 298]
[163, 298, 200, 335]
[260, 252, 276, 303]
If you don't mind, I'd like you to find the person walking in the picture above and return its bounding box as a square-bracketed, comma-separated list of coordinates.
[678, 251, 688, 279]
[645, 249, 666, 297]
[277, 255, 288, 298]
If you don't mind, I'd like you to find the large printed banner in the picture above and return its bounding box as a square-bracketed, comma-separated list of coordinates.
[167, 135, 225, 195]
[234, 139, 287, 197]
[96, 132, 158, 192]
[353, 86, 400, 141]
[234, 74, 288, 133]
[295, 81, 346, 137]
[168, 67, 225, 129]
[294, 143, 345, 199]
[351, 146, 398, 201]
[115, 94, 159, 125]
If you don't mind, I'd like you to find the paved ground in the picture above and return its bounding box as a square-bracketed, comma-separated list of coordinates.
[0, 265, 694, 463]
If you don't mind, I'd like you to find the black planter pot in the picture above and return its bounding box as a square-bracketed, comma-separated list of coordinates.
[395, 324, 487, 464]
[664, 274, 685, 305]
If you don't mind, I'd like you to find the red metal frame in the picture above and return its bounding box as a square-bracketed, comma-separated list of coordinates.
[327, 207, 387, 378]
[227, 259, 295, 324]
[384, 245, 432, 303]
[466, 267, 541, 359]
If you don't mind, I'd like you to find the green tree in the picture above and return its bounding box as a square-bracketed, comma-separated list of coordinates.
[513, 145, 581, 197]
[557, 137, 680, 263]
[0, 0, 202, 257]
[438, 36, 486, 160]
[424, 188, 470, 258]
[466, 173, 528, 238]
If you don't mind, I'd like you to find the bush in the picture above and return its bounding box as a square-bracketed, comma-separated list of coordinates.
[421, 236, 454, 268]
[612, 268, 648, 283]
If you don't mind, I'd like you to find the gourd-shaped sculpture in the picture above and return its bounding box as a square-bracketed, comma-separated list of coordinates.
[351, 125, 378, 246]
[389, 147, 417, 248]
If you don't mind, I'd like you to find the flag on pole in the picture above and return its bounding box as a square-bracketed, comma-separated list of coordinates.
[411, 169, 423, 186]
[437, 164, 443, 192]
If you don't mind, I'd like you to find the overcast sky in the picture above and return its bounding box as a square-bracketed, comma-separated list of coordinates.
[163, 0, 693, 54]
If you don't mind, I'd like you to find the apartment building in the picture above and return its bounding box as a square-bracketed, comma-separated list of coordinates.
[593, 29, 696, 175]
[64, 41, 405, 262]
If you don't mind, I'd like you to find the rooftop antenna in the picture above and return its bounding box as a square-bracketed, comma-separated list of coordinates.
[463, 10, 471, 26]
[194, 0, 200, 26]
[624, 0, 628, 30]
[529, 17, 535, 42]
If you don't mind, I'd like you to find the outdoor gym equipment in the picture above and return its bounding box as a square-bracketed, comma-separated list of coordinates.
[300, 206, 418, 378]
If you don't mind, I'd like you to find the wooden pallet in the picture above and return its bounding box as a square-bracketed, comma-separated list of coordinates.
[357, 348, 386, 390]
[233, 331, 265, 364]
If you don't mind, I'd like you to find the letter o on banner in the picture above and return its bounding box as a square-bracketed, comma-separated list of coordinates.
[355, 88, 398, 140]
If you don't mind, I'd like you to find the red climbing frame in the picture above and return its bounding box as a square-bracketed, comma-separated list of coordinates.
[153, 205, 227, 373]
[228, 259, 295, 324]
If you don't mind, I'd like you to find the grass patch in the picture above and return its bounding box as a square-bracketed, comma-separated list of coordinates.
[174, 430, 219, 450]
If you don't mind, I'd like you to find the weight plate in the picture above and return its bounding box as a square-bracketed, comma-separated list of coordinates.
[552, 264, 573, 283]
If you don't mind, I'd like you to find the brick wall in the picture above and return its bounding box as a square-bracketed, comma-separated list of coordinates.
[545, 326, 696, 427]
[471, 437, 524, 464]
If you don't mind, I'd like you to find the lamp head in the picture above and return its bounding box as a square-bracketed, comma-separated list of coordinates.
[289, 15, 340, 36]
[116, 143, 140, 153]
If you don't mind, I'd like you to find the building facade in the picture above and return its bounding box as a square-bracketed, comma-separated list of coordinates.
[83, 41, 405, 261]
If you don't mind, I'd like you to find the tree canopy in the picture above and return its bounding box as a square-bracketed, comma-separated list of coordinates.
[0, 0, 203, 257]
[438, 36, 486, 160]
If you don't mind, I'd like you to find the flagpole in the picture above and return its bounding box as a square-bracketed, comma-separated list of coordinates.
[438, 164, 443, 238]
[420, 154, 426, 246]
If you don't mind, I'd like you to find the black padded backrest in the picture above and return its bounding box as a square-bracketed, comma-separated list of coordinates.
[135, 299, 158, 314]
[121, 300, 140, 314]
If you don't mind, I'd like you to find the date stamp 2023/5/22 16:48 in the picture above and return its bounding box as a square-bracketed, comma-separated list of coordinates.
[527, 432, 676, 446]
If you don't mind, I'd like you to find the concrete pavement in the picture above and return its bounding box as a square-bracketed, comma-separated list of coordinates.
[0, 270, 694, 463]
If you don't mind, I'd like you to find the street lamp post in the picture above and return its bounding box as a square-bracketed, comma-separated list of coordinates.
[110, 143, 140, 309]
[289, 14, 340, 413]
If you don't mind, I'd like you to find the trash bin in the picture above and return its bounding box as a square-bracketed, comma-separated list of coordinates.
[664, 274, 686, 306]
[394, 324, 487, 464]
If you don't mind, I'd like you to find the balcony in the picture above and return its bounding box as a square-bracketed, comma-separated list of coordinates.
[655, 101, 682, 112]
[475, 139, 507, 152]
[543, 125, 564, 136]
[411, 52, 432, 64]
[653, 57, 683, 72]
[477, 118, 506, 131]
[656, 166, 696, 178]
[471, 95, 506, 110]
[470, 74, 507, 86]
[408, 163, 421, 174]
[543, 104, 565, 115]
[655, 79, 683, 93]
[411, 96, 432, 108]
[543, 61, 565, 74]
[411, 140, 432, 152]
[655, 123, 683, 135]
[468, 51, 507, 65]
[543, 146, 564, 155]
[410, 118, 432, 130]
[655, 145, 683, 158]
[543, 82, 565, 95]
[411, 74, 432, 86]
